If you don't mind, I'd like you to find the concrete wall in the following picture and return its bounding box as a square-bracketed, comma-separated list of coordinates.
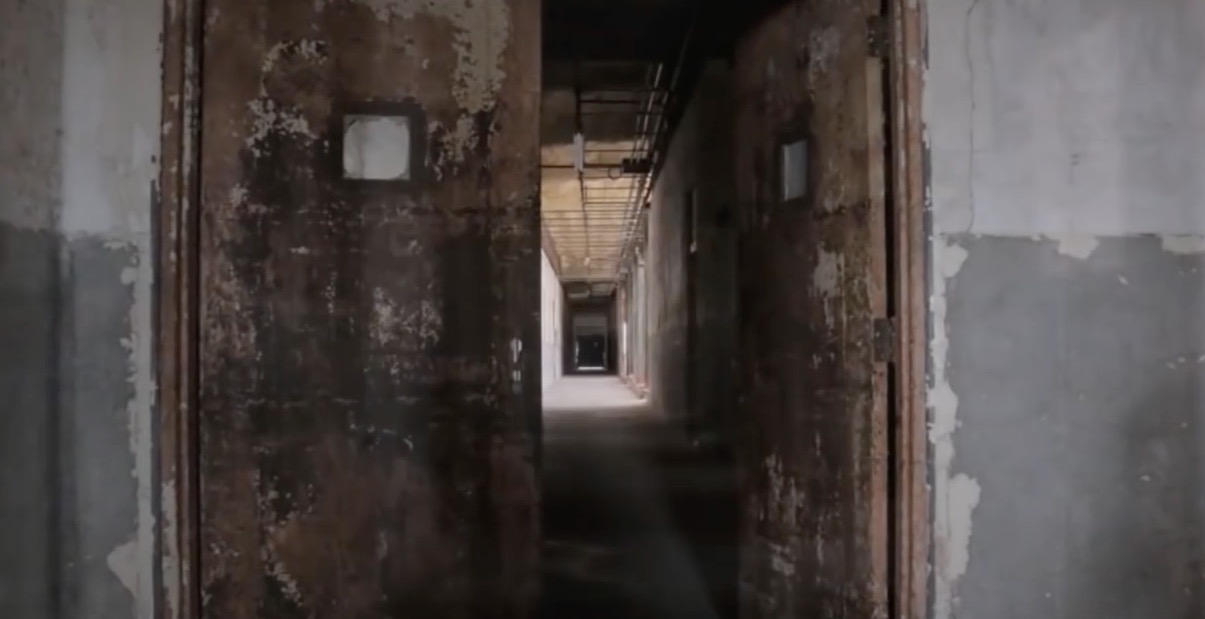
[0, 0, 161, 617]
[927, 0, 1205, 616]
[631, 257, 649, 387]
[647, 61, 738, 437]
[541, 249, 563, 391]
[618, 249, 651, 393]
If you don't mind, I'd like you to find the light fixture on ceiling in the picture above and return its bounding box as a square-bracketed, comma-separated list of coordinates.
[573, 132, 585, 174]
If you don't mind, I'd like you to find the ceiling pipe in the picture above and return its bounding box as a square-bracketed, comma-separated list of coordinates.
[571, 57, 592, 279]
[613, 2, 701, 280]
[608, 61, 664, 278]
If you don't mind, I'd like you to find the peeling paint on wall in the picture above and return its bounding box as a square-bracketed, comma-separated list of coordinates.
[928, 238, 979, 619]
[1053, 235, 1099, 260]
[344, 0, 512, 162]
[120, 237, 157, 619]
[2, 0, 162, 617]
[812, 246, 843, 329]
[247, 99, 318, 150]
[160, 479, 180, 613]
[107, 538, 140, 597]
[371, 287, 442, 348]
[262, 39, 326, 72]
[1161, 235, 1205, 255]
[353, 0, 510, 113]
[926, 0, 1205, 616]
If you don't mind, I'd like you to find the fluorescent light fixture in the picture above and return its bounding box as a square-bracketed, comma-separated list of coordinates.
[573, 132, 585, 173]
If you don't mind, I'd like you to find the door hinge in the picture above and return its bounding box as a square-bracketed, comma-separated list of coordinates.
[873, 316, 896, 363]
[867, 14, 890, 58]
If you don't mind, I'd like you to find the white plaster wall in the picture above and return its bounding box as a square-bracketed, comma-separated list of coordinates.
[540, 249, 563, 391]
[925, 0, 1205, 616]
[927, 0, 1205, 237]
[0, 0, 162, 616]
[72, 0, 162, 611]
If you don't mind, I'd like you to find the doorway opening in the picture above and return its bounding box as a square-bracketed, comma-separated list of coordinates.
[535, 0, 927, 616]
[157, 0, 927, 617]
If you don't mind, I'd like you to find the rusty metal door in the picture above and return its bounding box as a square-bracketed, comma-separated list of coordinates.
[733, 0, 890, 616]
[195, 2, 541, 618]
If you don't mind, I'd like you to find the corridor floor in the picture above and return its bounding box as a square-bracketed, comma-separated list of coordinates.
[540, 377, 737, 619]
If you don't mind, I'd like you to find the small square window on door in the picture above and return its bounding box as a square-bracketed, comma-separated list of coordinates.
[780, 138, 807, 201]
[335, 100, 426, 188]
[343, 115, 411, 180]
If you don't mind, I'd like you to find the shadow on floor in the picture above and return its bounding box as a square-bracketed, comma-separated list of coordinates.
[539, 377, 737, 619]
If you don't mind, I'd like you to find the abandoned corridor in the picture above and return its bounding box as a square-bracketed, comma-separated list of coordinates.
[540, 377, 736, 619]
[7, 0, 1205, 618]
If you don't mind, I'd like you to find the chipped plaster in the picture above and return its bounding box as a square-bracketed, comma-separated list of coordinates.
[0, 0, 165, 616]
[246, 99, 318, 150]
[928, 237, 977, 619]
[926, 0, 1205, 615]
[353, 0, 511, 114]
[1053, 235, 1099, 260]
[106, 538, 140, 597]
[1161, 234, 1205, 255]
[811, 246, 843, 330]
[115, 239, 158, 619]
[261, 39, 326, 73]
[371, 287, 442, 349]
[159, 479, 180, 615]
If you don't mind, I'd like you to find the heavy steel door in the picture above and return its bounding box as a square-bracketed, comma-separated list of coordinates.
[733, 0, 891, 616]
[195, 2, 541, 617]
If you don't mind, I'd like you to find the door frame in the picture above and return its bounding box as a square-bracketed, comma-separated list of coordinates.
[884, 0, 930, 616]
[157, 0, 203, 617]
[154, 0, 930, 616]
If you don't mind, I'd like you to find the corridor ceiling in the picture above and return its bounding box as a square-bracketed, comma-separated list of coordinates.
[540, 0, 791, 285]
[540, 62, 665, 284]
[540, 0, 699, 285]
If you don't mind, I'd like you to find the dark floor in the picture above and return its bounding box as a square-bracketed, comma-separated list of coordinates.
[540, 377, 738, 619]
